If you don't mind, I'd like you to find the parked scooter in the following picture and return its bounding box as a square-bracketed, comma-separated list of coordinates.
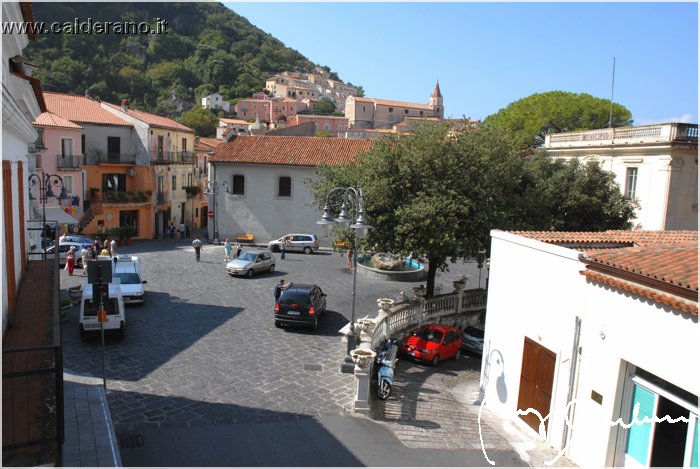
[376, 338, 399, 400]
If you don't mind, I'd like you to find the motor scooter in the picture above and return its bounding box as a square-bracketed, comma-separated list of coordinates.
[376, 338, 399, 400]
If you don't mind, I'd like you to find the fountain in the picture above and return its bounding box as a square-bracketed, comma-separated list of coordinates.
[356, 252, 425, 282]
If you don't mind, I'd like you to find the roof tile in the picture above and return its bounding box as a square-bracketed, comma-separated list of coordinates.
[33, 111, 82, 129]
[210, 135, 373, 166]
[44, 92, 131, 127]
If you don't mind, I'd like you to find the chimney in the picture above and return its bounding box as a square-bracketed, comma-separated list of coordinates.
[121, 99, 128, 112]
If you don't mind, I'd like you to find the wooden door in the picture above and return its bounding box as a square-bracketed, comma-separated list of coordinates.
[517, 337, 556, 434]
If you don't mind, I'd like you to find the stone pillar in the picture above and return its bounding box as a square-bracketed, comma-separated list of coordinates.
[353, 364, 371, 414]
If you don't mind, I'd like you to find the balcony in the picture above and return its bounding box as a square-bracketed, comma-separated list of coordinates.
[89, 152, 137, 165]
[544, 123, 699, 148]
[156, 191, 169, 204]
[150, 151, 194, 165]
[56, 154, 83, 169]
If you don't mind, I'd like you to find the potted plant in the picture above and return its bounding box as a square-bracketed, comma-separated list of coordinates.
[350, 348, 376, 368]
[453, 275, 468, 291]
[60, 298, 72, 311]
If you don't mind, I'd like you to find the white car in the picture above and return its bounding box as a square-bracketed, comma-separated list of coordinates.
[45, 241, 91, 267]
[268, 234, 319, 254]
[226, 250, 275, 277]
[113, 256, 146, 304]
[79, 281, 126, 339]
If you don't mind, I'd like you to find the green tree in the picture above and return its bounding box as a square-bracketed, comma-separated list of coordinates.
[179, 106, 218, 137]
[311, 125, 524, 297]
[314, 97, 336, 115]
[483, 91, 633, 149]
[315, 130, 332, 137]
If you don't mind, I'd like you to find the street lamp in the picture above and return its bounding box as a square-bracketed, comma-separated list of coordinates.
[28, 172, 68, 259]
[203, 180, 230, 244]
[317, 187, 372, 373]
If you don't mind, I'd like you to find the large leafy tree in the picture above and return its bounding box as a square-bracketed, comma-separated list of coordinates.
[179, 106, 219, 137]
[483, 91, 633, 149]
[314, 97, 336, 115]
[311, 125, 524, 297]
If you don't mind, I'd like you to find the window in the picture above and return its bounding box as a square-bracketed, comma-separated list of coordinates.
[61, 138, 74, 156]
[388, 107, 394, 113]
[35, 128, 44, 148]
[232, 174, 245, 195]
[102, 173, 126, 193]
[625, 167, 639, 199]
[405, 109, 409, 115]
[172, 175, 176, 190]
[278, 176, 291, 197]
[182, 138, 187, 152]
[420, 111, 424, 116]
[62, 175, 73, 193]
[81, 134, 85, 154]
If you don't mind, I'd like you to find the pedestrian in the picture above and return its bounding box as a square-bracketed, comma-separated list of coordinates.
[81, 247, 91, 275]
[273, 278, 291, 303]
[100, 247, 110, 256]
[235, 241, 242, 259]
[110, 237, 117, 258]
[192, 237, 203, 262]
[59, 232, 68, 243]
[395, 290, 410, 304]
[224, 238, 232, 261]
[280, 237, 288, 260]
[92, 240, 100, 259]
[179, 222, 186, 239]
[346, 248, 354, 268]
[65, 248, 76, 276]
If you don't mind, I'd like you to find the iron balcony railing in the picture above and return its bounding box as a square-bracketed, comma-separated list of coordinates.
[56, 154, 83, 169]
[150, 151, 194, 165]
[89, 153, 137, 165]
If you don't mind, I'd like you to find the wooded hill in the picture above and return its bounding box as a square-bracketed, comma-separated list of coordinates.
[27, 2, 348, 116]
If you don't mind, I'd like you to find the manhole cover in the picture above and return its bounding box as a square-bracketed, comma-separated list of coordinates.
[119, 434, 144, 448]
[303, 364, 323, 371]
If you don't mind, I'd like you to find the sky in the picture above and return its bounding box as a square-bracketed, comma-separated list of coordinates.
[225, 2, 698, 125]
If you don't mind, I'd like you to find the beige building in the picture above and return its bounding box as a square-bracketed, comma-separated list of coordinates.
[346, 82, 444, 129]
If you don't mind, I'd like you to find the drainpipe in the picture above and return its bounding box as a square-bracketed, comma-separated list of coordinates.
[562, 316, 582, 452]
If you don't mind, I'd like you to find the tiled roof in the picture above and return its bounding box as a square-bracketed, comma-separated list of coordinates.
[220, 118, 249, 125]
[584, 244, 698, 291]
[351, 96, 433, 111]
[102, 102, 194, 133]
[195, 137, 223, 151]
[515, 230, 698, 248]
[432, 81, 442, 98]
[44, 92, 132, 127]
[210, 136, 374, 166]
[33, 111, 82, 129]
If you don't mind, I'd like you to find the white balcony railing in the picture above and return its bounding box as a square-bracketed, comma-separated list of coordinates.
[544, 123, 698, 148]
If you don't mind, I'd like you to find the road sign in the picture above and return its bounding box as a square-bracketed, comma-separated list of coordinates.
[208, 211, 214, 217]
[87, 259, 113, 284]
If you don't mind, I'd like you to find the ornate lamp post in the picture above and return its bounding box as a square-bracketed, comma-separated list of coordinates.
[28, 172, 67, 259]
[203, 180, 230, 244]
[317, 187, 372, 373]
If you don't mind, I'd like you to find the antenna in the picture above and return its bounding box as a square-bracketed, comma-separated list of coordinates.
[608, 57, 616, 128]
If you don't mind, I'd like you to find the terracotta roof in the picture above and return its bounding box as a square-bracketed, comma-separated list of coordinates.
[195, 137, 223, 150]
[210, 136, 374, 166]
[351, 96, 433, 111]
[220, 118, 249, 125]
[584, 244, 698, 291]
[33, 111, 82, 130]
[44, 92, 132, 127]
[581, 270, 697, 315]
[514, 230, 698, 248]
[102, 102, 194, 133]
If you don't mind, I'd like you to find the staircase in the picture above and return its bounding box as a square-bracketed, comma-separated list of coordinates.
[77, 204, 102, 234]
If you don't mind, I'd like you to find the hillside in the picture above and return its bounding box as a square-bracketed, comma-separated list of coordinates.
[26, 2, 346, 116]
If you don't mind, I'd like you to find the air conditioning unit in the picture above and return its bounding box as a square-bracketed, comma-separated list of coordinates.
[127, 169, 136, 177]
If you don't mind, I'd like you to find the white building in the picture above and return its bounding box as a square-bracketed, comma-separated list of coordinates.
[543, 123, 698, 230]
[207, 135, 373, 243]
[201, 93, 231, 113]
[217, 118, 250, 140]
[480, 229, 698, 467]
[2, 2, 46, 333]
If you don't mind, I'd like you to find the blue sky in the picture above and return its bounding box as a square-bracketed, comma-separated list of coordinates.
[225, 2, 698, 125]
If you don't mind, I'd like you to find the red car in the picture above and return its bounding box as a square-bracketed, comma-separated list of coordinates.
[400, 324, 462, 365]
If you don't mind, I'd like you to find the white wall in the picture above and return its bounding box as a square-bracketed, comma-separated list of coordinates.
[210, 163, 331, 244]
[481, 230, 699, 467]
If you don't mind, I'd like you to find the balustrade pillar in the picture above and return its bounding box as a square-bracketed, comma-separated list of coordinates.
[353, 364, 371, 414]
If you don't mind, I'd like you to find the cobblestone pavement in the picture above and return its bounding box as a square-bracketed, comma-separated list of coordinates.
[59, 239, 484, 438]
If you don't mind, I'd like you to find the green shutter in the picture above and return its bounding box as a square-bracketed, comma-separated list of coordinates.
[626, 384, 655, 465]
[691, 419, 698, 468]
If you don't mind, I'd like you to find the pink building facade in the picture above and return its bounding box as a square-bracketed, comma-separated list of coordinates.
[287, 115, 349, 136]
[234, 97, 307, 123]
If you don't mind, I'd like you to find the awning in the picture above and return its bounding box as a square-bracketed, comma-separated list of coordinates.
[43, 206, 79, 224]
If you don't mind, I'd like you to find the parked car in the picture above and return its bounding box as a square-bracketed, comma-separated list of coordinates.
[226, 250, 276, 277]
[113, 255, 146, 304]
[45, 241, 91, 267]
[61, 235, 95, 245]
[275, 283, 327, 330]
[461, 325, 485, 355]
[268, 233, 319, 254]
[79, 281, 126, 339]
[399, 324, 462, 365]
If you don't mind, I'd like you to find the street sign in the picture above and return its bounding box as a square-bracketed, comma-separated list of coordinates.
[87, 259, 113, 284]
[208, 211, 214, 217]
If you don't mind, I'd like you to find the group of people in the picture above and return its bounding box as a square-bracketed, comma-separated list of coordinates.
[64, 238, 117, 276]
[165, 222, 190, 239]
[223, 239, 242, 261]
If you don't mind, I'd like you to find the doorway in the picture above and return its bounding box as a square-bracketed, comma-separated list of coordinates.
[517, 337, 556, 434]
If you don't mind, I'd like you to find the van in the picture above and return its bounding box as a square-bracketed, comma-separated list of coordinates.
[113, 255, 146, 304]
[79, 281, 126, 339]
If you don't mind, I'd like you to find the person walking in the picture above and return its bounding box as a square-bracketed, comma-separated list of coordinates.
[235, 241, 242, 259]
[81, 247, 91, 275]
[192, 237, 203, 262]
[273, 279, 291, 304]
[179, 222, 186, 240]
[110, 237, 117, 258]
[224, 238, 232, 261]
[65, 248, 76, 276]
[346, 248, 354, 268]
[280, 237, 288, 260]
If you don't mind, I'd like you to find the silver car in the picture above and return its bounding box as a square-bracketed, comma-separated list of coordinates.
[226, 250, 276, 277]
[268, 233, 319, 254]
